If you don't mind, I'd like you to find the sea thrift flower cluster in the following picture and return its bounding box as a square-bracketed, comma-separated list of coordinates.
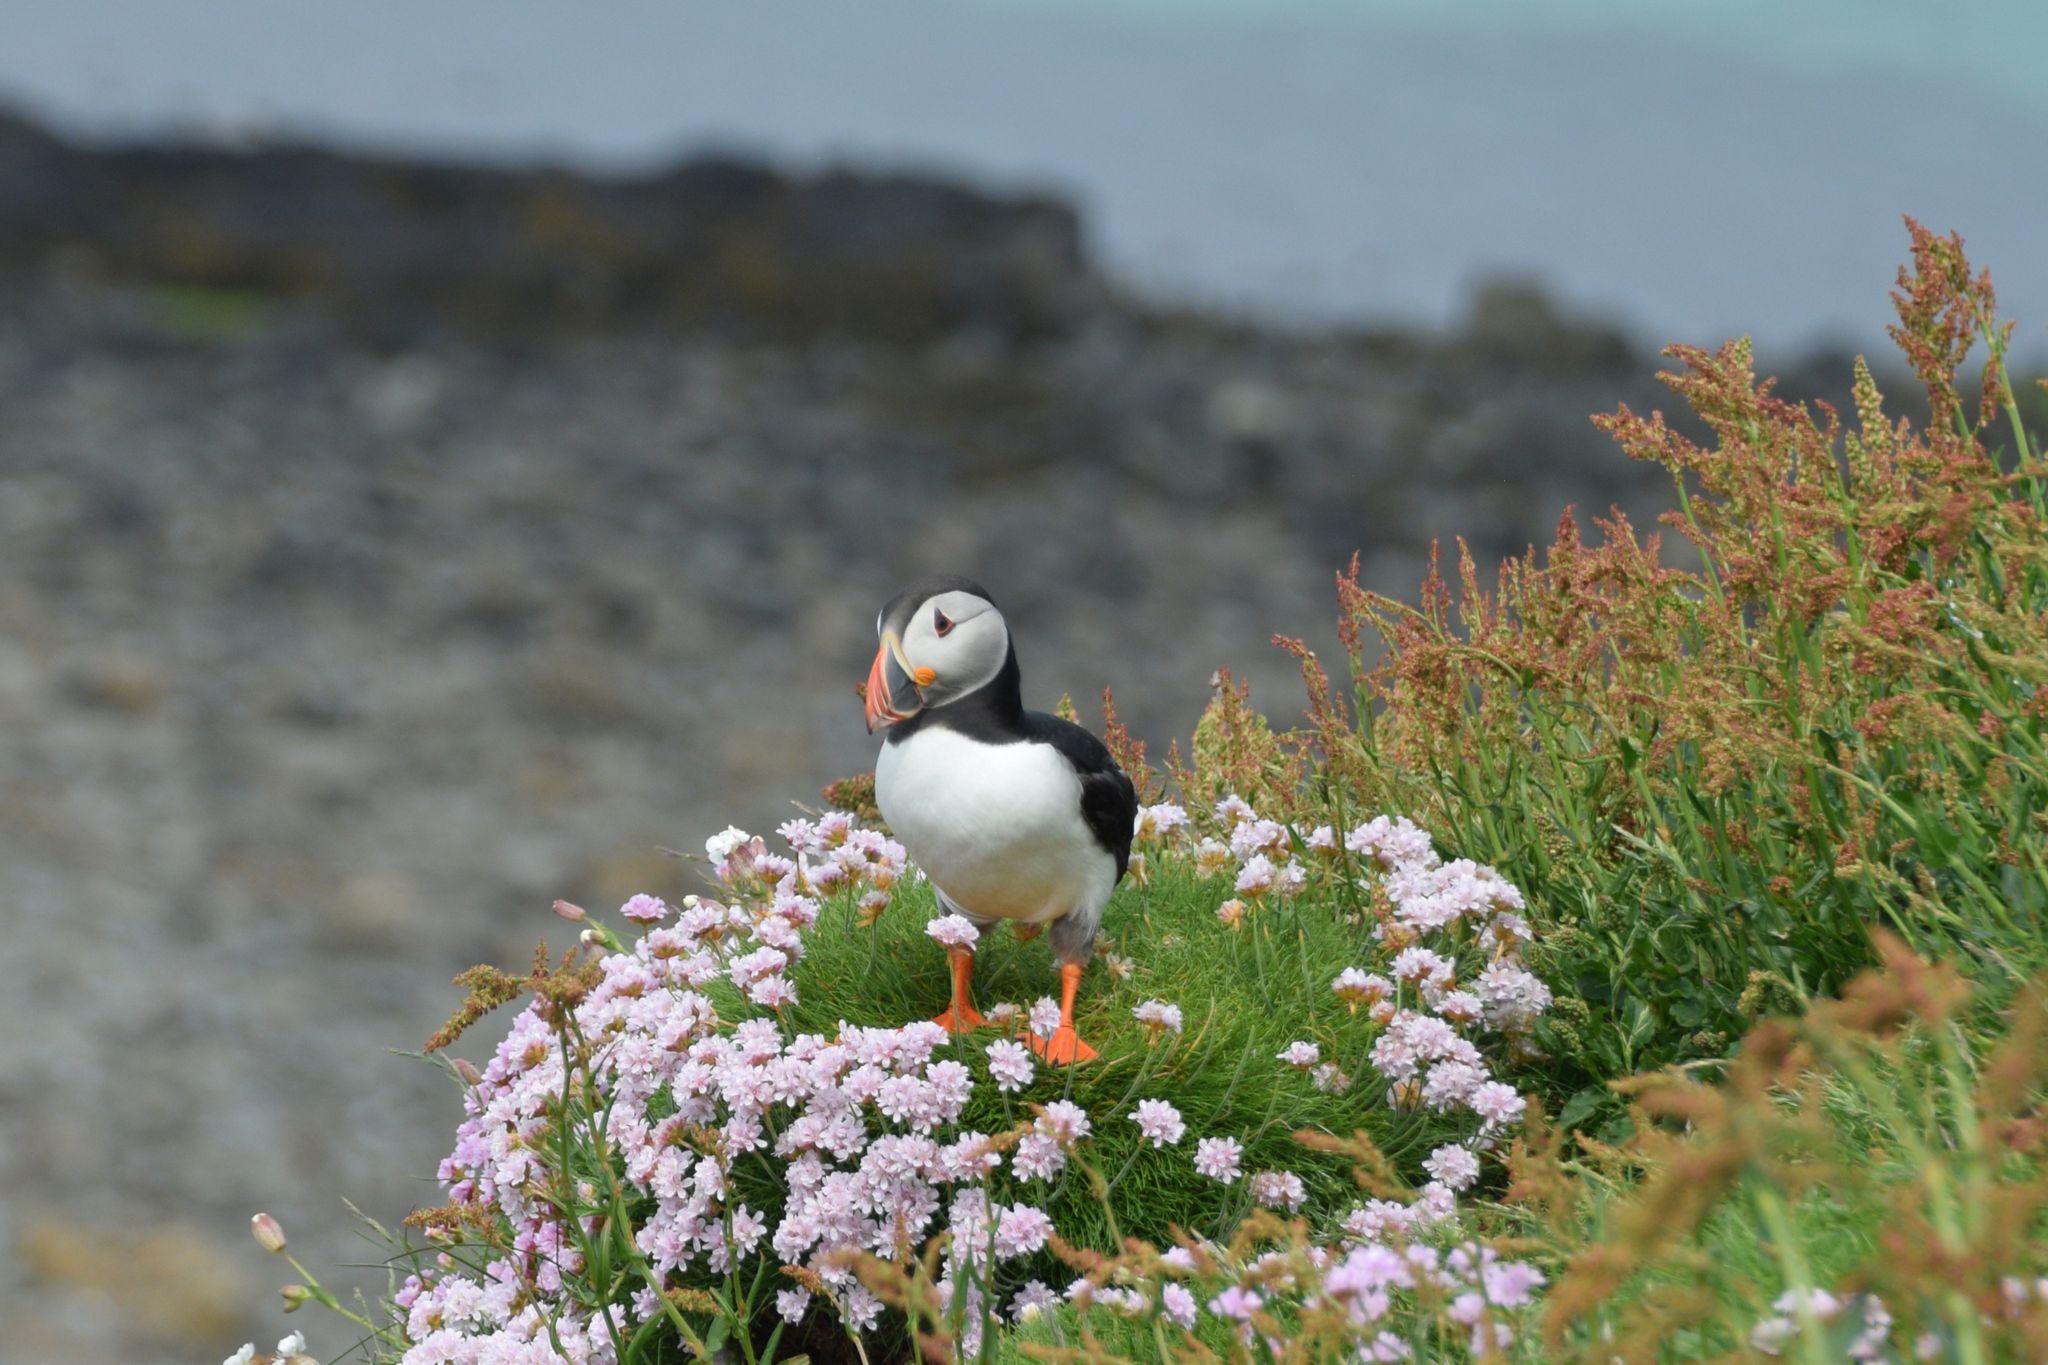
[1150, 796, 1553, 1204]
[1748, 1289, 1894, 1360]
[373, 801, 1551, 1361]
[398, 817, 921, 1363]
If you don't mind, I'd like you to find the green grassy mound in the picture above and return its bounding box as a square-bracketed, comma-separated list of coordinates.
[760, 857, 1454, 1268]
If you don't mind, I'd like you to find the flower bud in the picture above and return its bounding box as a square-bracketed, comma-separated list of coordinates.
[250, 1212, 287, 1254]
[281, 1284, 313, 1312]
[451, 1057, 483, 1086]
[551, 899, 587, 923]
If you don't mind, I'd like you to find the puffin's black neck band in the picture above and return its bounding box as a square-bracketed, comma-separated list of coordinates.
[887, 641, 1026, 744]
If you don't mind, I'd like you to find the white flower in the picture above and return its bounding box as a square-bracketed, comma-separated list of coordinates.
[705, 825, 751, 861]
[223, 1348, 256, 1365]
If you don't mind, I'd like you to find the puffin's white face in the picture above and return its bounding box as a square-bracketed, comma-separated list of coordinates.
[866, 588, 1009, 732]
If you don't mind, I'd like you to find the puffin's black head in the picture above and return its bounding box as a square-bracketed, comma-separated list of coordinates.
[865, 575, 1014, 733]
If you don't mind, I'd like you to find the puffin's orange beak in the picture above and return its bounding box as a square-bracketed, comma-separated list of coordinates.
[865, 632, 933, 732]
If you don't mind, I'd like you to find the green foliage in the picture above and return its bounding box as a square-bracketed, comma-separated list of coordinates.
[768, 859, 1458, 1266]
[1214, 221, 2048, 1117]
[1509, 937, 2048, 1362]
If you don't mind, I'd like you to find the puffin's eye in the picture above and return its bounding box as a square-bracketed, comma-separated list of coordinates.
[932, 608, 954, 637]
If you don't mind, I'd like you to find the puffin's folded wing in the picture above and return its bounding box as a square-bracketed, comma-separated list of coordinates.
[1023, 712, 1138, 881]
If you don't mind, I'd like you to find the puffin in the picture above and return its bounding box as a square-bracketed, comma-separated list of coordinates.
[864, 575, 1136, 1063]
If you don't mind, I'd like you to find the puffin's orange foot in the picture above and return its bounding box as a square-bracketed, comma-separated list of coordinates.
[1028, 1026, 1098, 1065]
[932, 1003, 987, 1034]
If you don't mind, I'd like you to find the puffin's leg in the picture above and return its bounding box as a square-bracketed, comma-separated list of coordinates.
[932, 946, 986, 1033]
[1030, 910, 1101, 1064]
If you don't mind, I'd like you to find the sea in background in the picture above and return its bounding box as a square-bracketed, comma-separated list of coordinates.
[3, 0, 2044, 357]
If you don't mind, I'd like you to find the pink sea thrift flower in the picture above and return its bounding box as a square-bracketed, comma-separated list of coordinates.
[750, 976, 799, 1009]
[1251, 1170, 1307, 1212]
[926, 914, 980, 949]
[1331, 967, 1385, 1010]
[1235, 854, 1278, 897]
[1468, 1081, 1526, 1128]
[1194, 1136, 1243, 1184]
[1423, 1143, 1480, 1192]
[1228, 818, 1287, 860]
[1193, 838, 1232, 876]
[995, 1205, 1054, 1259]
[1210, 1286, 1263, 1321]
[984, 1039, 1035, 1093]
[1277, 1040, 1320, 1069]
[1133, 803, 1189, 840]
[1131, 1099, 1186, 1147]
[1214, 794, 1254, 827]
[1011, 1280, 1057, 1322]
[1133, 999, 1184, 1036]
[619, 894, 669, 924]
[1012, 1132, 1065, 1181]
[1037, 1100, 1092, 1145]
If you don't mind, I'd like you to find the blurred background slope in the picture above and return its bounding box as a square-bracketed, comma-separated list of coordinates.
[1, 3, 2043, 1360]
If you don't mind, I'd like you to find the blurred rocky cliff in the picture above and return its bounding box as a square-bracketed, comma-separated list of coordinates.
[0, 110, 1866, 1361]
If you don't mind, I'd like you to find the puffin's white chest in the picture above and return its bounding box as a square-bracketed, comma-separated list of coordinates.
[876, 727, 1114, 924]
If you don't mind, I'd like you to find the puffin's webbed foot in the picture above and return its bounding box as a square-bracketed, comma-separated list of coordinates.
[933, 1001, 987, 1033]
[1026, 959, 1097, 1064]
[1029, 1025, 1098, 1064]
